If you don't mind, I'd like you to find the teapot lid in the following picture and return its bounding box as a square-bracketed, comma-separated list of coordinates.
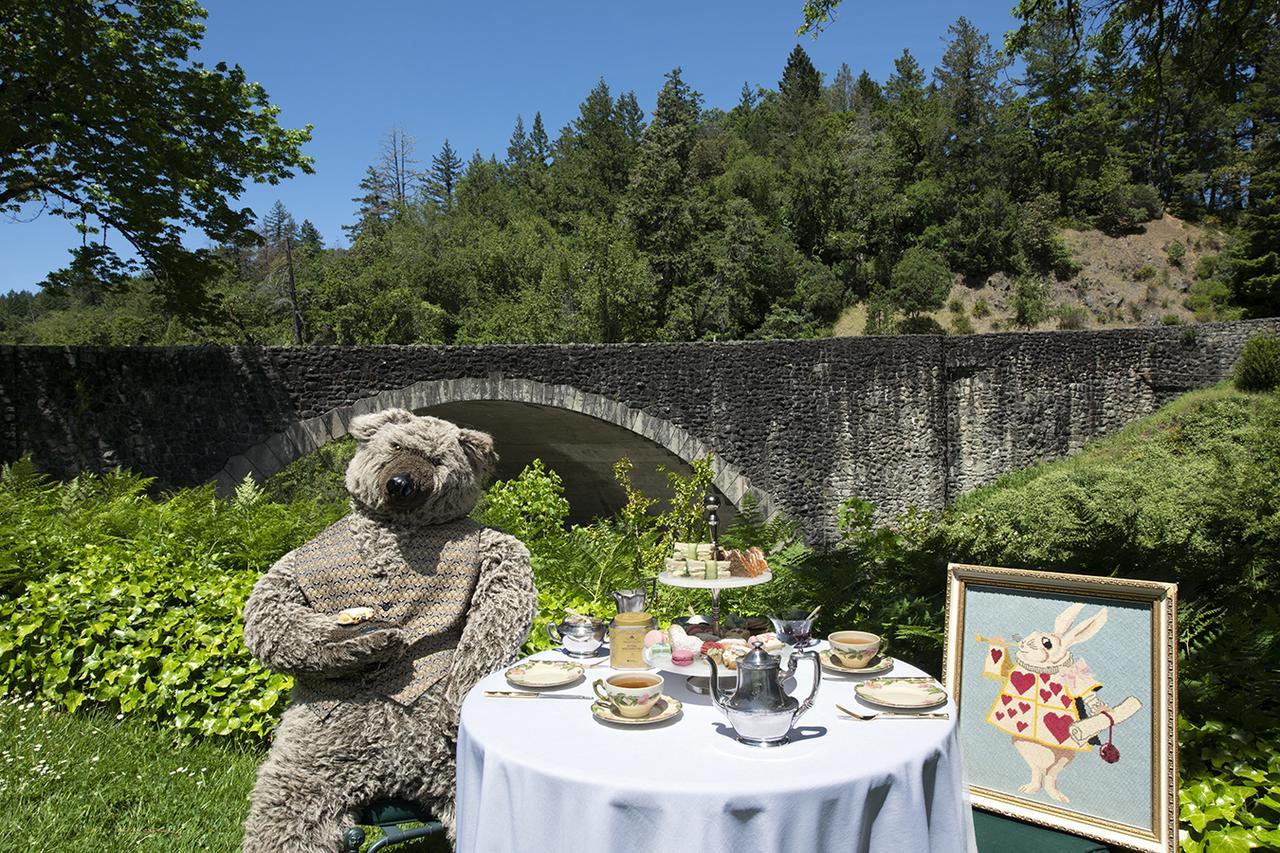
[738, 640, 779, 670]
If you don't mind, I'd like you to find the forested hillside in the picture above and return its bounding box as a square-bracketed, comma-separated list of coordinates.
[2, 8, 1276, 346]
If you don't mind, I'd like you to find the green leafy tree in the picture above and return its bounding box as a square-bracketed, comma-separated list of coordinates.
[1, 0, 313, 312]
[889, 247, 951, 317]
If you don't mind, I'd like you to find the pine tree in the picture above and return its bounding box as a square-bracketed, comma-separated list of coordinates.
[506, 115, 531, 169]
[853, 70, 883, 113]
[427, 139, 464, 209]
[624, 68, 703, 304]
[298, 219, 323, 253]
[778, 45, 823, 143]
[346, 165, 394, 238]
[530, 112, 550, 166]
[615, 91, 646, 147]
[261, 200, 304, 344]
[826, 62, 855, 112]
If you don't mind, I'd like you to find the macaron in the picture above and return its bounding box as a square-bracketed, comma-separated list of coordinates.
[672, 648, 695, 666]
[644, 629, 666, 648]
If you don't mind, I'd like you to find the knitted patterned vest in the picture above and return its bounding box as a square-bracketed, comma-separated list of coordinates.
[290, 515, 485, 721]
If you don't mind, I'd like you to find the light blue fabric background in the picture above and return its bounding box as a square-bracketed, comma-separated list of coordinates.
[958, 586, 1154, 830]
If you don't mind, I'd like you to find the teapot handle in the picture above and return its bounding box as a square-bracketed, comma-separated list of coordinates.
[792, 650, 822, 722]
[545, 623, 561, 645]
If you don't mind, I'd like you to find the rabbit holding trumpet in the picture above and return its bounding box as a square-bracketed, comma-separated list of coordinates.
[976, 603, 1142, 803]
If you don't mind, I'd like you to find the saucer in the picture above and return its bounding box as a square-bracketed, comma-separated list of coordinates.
[819, 650, 894, 676]
[590, 695, 683, 726]
[853, 676, 948, 709]
[505, 660, 584, 688]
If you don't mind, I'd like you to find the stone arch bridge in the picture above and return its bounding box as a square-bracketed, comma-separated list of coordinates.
[2, 319, 1275, 545]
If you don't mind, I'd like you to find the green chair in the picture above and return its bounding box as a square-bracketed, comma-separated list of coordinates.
[342, 799, 445, 853]
[973, 810, 1112, 853]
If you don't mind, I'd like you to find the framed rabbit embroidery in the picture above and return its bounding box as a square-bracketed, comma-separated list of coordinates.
[944, 564, 1178, 853]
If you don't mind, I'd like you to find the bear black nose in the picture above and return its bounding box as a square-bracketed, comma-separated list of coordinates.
[386, 473, 415, 498]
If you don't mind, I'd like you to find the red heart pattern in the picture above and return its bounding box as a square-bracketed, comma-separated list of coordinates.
[1061, 695, 1073, 708]
[1000, 695, 1012, 706]
[1016, 721, 1028, 732]
[1009, 671, 1036, 695]
[1040, 673, 1051, 683]
[995, 711, 1004, 720]
[1018, 702, 1031, 714]
[1049, 682, 1062, 695]
[1040, 688, 1052, 702]
[991, 649, 1003, 664]
[1042, 712, 1075, 744]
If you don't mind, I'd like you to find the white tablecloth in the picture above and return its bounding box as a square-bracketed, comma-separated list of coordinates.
[456, 650, 976, 853]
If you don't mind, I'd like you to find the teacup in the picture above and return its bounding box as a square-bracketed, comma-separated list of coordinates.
[828, 630, 886, 669]
[593, 672, 664, 718]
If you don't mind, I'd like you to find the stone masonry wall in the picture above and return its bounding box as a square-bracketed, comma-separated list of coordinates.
[2, 319, 1277, 545]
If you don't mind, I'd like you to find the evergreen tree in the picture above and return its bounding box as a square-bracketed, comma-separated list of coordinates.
[852, 70, 883, 113]
[506, 115, 531, 170]
[427, 139, 464, 210]
[298, 220, 323, 253]
[530, 112, 550, 166]
[826, 63, 856, 112]
[346, 165, 394, 238]
[777, 44, 823, 143]
[261, 200, 304, 344]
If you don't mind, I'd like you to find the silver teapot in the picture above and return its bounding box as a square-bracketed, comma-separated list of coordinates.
[708, 641, 821, 747]
[545, 616, 607, 658]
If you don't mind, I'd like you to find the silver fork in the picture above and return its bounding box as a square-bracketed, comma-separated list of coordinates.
[836, 703, 948, 721]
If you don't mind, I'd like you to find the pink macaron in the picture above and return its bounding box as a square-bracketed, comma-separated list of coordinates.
[672, 648, 695, 666]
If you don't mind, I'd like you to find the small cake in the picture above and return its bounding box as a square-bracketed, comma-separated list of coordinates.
[672, 648, 695, 666]
[649, 642, 672, 657]
[644, 629, 667, 648]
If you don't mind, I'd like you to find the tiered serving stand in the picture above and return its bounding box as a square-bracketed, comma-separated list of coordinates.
[649, 493, 775, 694]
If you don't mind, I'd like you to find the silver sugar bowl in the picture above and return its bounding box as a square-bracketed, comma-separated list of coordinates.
[708, 641, 821, 747]
[546, 617, 607, 658]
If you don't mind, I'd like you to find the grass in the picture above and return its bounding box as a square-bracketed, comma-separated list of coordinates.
[0, 694, 261, 851]
[0, 696, 448, 852]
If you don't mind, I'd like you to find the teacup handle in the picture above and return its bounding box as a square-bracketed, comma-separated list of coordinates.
[592, 679, 611, 704]
[880, 636, 890, 659]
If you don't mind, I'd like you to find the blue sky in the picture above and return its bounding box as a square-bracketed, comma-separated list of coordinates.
[1, 1, 1021, 294]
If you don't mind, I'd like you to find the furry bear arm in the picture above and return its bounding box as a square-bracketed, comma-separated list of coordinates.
[443, 528, 537, 721]
[242, 549, 405, 677]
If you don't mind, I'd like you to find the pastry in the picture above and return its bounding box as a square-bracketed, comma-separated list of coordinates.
[672, 648, 695, 666]
[644, 629, 667, 648]
[336, 606, 376, 625]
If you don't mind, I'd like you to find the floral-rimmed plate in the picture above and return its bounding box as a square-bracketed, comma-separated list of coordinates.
[591, 695, 683, 726]
[854, 676, 948, 709]
[819, 650, 894, 676]
[505, 660, 584, 688]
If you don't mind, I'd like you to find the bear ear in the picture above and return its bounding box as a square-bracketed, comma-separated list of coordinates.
[349, 408, 414, 442]
[458, 428, 498, 480]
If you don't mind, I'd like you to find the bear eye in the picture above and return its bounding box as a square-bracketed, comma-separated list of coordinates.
[1041, 638, 1053, 650]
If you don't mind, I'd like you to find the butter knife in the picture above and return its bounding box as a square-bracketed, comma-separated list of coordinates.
[483, 691, 594, 700]
[836, 703, 949, 720]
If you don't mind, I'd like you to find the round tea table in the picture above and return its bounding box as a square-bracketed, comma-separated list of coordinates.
[455, 650, 976, 853]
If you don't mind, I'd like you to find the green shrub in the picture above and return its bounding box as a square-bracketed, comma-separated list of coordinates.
[1195, 254, 1218, 280]
[951, 313, 975, 335]
[1185, 278, 1243, 322]
[972, 296, 990, 318]
[1135, 264, 1158, 282]
[1012, 276, 1050, 328]
[1055, 305, 1088, 330]
[889, 247, 952, 317]
[1167, 240, 1186, 267]
[1234, 333, 1280, 392]
[1162, 313, 1183, 325]
[947, 297, 963, 314]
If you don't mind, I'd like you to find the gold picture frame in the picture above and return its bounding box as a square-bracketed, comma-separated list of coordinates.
[944, 563, 1177, 853]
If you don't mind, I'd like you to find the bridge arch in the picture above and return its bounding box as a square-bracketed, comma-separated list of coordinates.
[212, 376, 777, 521]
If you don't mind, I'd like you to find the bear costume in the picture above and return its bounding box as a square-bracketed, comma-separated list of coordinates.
[241, 409, 536, 852]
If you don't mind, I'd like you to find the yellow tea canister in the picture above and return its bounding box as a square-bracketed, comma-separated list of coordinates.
[610, 611, 652, 670]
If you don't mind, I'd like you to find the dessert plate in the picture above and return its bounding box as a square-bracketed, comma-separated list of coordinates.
[819, 650, 894, 676]
[591, 695, 683, 726]
[504, 660, 584, 688]
[853, 676, 948, 709]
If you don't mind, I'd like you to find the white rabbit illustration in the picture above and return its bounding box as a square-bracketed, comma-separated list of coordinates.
[984, 602, 1110, 803]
